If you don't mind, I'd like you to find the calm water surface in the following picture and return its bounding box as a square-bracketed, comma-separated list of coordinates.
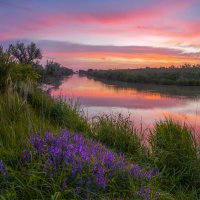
[49, 74, 200, 136]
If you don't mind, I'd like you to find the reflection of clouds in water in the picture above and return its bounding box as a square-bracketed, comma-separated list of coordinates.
[51, 75, 187, 109]
[50, 75, 200, 136]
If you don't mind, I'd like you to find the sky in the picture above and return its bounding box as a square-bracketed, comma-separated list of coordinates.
[1, 0, 200, 69]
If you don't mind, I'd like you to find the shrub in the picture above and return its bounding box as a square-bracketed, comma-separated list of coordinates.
[45, 60, 73, 76]
[8, 42, 42, 65]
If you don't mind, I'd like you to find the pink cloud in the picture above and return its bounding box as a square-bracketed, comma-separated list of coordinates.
[1, 0, 196, 41]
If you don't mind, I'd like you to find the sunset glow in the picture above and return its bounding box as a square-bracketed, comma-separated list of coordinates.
[1, 0, 200, 69]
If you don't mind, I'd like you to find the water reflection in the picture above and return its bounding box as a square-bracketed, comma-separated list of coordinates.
[49, 74, 200, 136]
[89, 76, 200, 99]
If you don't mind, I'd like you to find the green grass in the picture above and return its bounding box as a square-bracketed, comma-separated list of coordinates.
[0, 89, 52, 149]
[0, 85, 200, 199]
[91, 113, 147, 161]
[1, 43, 200, 199]
[27, 89, 90, 133]
[0, 85, 90, 149]
[85, 65, 200, 86]
[150, 119, 200, 198]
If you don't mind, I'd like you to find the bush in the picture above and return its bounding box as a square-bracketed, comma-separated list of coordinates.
[11, 64, 41, 83]
[45, 60, 73, 76]
[8, 42, 42, 65]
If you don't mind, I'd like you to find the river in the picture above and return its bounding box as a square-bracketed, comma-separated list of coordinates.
[48, 74, 200, 137]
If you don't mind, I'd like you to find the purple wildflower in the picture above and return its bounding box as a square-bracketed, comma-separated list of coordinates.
[138, 186, 151, 200]
[22, 150, 31, 163]
[61, 178, 67, 191]
[18, 131, 159, 198]
[75, 187, 81, 195]
[0, 160, 6, 177]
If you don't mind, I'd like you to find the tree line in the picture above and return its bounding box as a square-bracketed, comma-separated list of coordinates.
[84, 65, 200, 86]
[0, 42, 73, 90]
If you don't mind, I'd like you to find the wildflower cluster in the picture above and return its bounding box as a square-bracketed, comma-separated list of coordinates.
[28, 131, 128, 190]
[27, 131, 159, 199]
[0, 131, 160, 199]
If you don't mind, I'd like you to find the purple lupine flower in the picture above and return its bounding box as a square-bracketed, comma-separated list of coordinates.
[138, 186, 151, 200]
[144, 168, 159, 180]
[75, 187, 81, 195]
[45, 132, 54, 144]
[151, 168, 159, 176]
[29, 135, 44, 153]
[61, 178, 67, 191]
[130, 164, 143, 178]
[22, 131, 159, 197]
[48, 146, 60, 156]
[0, 160, 6, 177]
[22, 150, 31, 163]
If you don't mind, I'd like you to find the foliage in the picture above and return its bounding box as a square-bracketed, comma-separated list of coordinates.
[8, 42, 42, 65]
[0, 46, 15, 90]
[45, 60, 73, 76]
[11, 65, 41, 83]
[0, 46, 41, 91]
[1, 41, 200, 199]
[0, 42, 73, 90]
[0, 84, 200, 199]
[32, 64, 45, 76]
[86, 65, 200, 86]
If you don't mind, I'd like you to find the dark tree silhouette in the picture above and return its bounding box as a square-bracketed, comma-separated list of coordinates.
[9, 42, 42, 65]
[45, 60, 73, 76]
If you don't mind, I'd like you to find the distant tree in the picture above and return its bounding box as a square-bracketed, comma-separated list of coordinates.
[0, 46, 14, 65]
[45, 60, 61, 76]
[45, 60, 73, 76]
[0, 46, 15, 90]
[8, 42, 42, 65]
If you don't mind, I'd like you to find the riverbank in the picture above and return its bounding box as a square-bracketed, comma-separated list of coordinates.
[83, 65, 200, 86]
[0, 43, 200, 199]
[0, 81, 200, 199]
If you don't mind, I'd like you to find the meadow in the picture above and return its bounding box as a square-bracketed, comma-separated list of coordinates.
[0, 43, 200, 199]
[84, 65, 200, 86]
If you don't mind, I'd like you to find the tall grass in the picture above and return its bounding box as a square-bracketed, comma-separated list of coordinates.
[0, 82, 200, 199]
[91, 113, 147, 161]
[0, 84, 90, 149]
[27, 89, 90, 133]
[0, 89, 54, 148]
[150, 119, 200, 198]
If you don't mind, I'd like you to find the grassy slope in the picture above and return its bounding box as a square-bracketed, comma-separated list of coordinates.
[0, 85, 199, 199]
